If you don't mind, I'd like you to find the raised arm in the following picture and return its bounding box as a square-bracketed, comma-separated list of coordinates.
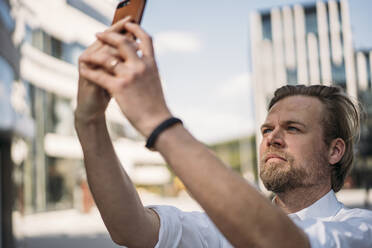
[80, 20, 310, 247]
[75, 19, 159, 248]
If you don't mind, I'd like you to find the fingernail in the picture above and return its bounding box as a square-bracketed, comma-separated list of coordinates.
[96, 32, 103, 37]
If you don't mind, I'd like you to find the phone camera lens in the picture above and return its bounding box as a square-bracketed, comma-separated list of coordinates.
[118, 0, 131, 9]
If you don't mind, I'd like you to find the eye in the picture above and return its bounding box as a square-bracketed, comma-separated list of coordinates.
[287, 126, 299, 132]
[261, 128, 272, 135]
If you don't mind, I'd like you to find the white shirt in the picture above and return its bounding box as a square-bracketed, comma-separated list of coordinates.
[149, 190, 372, 247]
[288, 190, 372, 248]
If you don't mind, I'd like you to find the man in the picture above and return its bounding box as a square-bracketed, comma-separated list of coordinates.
[75, 18, 372, 247]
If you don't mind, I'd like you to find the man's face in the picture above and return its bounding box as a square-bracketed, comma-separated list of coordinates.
[259, 95, 331, 193]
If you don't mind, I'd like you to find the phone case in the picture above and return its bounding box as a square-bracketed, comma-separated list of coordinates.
[112, 0, 147, 25]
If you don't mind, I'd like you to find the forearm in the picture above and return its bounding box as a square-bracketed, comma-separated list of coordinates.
[156, 124, 310, 248]
[75, 116, 159, 247]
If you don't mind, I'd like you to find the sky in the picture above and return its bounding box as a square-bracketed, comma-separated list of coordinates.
[120, 0, 372, 144]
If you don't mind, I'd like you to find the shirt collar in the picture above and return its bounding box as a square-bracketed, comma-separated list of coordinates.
[286, 190, 344, 221]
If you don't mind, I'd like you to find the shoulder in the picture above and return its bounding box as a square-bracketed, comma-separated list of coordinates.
[295, 207, 372, 248]
[335, 207, 372, 221]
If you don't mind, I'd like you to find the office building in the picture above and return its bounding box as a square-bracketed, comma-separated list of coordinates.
[0, 0, 34, 246]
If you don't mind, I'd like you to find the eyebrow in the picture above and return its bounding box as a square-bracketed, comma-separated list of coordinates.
[260, 120, 307, 130]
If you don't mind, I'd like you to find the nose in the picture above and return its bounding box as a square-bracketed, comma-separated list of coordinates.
[265, 128, 285, 148]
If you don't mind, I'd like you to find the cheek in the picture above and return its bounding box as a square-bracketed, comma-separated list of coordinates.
[287, 136, 324, 165]
[259, 139, 266, 158]
[285, 137, 309, 162]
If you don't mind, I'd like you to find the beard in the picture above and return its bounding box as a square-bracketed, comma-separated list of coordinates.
[259, 148, 329, 194]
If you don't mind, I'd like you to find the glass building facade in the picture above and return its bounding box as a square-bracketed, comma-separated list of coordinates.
[7, 0, 169, 222]
[14, 0, 110, 215]
[0, 0, 27, 246]
[0, 0, 172, 245]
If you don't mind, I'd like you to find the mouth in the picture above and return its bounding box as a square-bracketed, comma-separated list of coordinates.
[265, 154, 287, 163]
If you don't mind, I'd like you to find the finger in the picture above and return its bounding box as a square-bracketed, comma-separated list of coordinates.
[82, 17, 133, 55]
[80, 45, 120, 66]
[103, 44, 121, 58]
[96, 32, 139, 61]
[86, 53, 122, 74]
[86, 40, 103, 53]
[80, 66, 123, 92]
[107, 16, 132, 33]
[124, 22, 154, 58]
[79, 40, 103, 65]
[81, 17, 131, 58]
[80, 17, 132, 63]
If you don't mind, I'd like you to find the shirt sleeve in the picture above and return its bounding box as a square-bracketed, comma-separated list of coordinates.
[147, 205, 233, 248]
[292, 210, 372, 248]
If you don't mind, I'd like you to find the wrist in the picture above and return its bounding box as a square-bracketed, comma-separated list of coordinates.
[74, 111, 106, 132]
[154, 122, 188, 152]
[74, 113, 110, 152]
[139, 112, 173, 138]
[145, 117, 183, 150]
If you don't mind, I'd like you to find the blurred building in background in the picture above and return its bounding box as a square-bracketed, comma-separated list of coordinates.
[209, 136, 258, 184]
[0, 0, 34, 246]
[0, 1, 171, 244]
[250, 0, 372, 193]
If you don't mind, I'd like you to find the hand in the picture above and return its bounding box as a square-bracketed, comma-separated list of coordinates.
[79, 21, 172, 137]
[75, 17, 133, 126]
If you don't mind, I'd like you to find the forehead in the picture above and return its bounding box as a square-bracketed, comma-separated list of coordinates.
[265, 95, 324, 125]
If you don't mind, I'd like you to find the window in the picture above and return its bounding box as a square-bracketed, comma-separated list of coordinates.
[53, 96, 74, 136]
[0, 56, 15, 130]
[62, 42, 86, 65]
[0, 0, 15, 31]
[304, 6, 317, 34]
[286, 68, 298, 85]
[331, 62, 346, 89]
[261, 13, 272, 40]
[29, 28, 85, 64]
[30, 29, 44, 51]
[50, 36, 63, 59]
[365, 52, 371, 89]
[24, 25, 33, 43]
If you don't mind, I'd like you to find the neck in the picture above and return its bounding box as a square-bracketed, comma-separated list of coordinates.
[273, 185, 331, 214]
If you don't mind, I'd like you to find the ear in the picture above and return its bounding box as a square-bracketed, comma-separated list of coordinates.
[328, 138, 346, 165]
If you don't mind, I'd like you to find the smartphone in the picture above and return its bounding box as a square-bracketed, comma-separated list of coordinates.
[112, 0, 147, 25]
